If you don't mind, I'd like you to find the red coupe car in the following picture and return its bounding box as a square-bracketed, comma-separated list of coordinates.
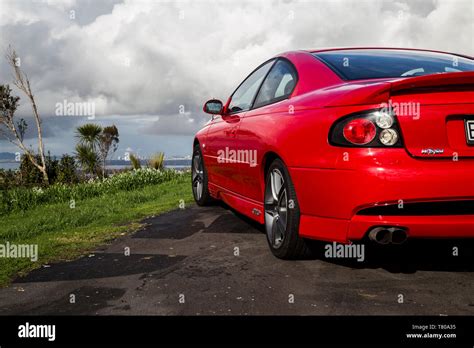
[192, 48, 474, 259]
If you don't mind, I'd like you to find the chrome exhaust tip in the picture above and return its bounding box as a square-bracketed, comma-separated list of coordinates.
[391, 228, 408, 244]
[368, 226, 408, 245]
[368, 227, 392, 245]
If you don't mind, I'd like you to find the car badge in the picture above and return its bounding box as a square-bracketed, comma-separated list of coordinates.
[421, 148, 444, 155]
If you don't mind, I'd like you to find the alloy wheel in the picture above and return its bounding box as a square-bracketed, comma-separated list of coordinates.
[264, 168, 288, 249]
[192, 153, 204, 201]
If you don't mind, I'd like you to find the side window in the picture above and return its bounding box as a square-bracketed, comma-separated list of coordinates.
[228, 60, 274, 113]
[253, 60, 297, 108]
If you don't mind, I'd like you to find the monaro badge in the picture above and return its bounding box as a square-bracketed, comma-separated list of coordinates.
[421, 148, 444, 155]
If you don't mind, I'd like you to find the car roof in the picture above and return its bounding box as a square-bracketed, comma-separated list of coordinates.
[306, 47, 474, 60]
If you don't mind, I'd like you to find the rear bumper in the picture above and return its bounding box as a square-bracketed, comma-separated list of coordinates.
[349, 214, 474, 240]
[290, 149, 474, 242]
[298, 213, 474, 243]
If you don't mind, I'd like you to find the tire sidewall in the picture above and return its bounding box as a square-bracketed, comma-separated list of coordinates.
[265, 159, 301, 258]
[192, 145, 211, 206]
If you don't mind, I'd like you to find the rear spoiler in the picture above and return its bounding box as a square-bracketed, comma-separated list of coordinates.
[389, 71, 474, 94]
[323, 72, 474, 107]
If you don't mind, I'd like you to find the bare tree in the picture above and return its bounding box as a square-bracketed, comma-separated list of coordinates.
[0, 47, 48, 184]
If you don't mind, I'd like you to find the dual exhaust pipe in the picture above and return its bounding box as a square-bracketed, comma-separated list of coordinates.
[368, 227, 408, 245]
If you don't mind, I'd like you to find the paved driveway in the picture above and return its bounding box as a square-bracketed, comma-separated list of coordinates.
[0, 204, 473, 315]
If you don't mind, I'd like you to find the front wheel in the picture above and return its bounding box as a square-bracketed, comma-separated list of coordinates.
[264, 158, 312, 259]
[192, 144, 213, 206]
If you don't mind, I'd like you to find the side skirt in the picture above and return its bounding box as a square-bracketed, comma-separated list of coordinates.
[208, 183, 265, 224]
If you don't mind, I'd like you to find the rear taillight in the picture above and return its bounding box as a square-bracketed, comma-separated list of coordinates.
[343, 118, 376, 145]
[330, 110, 403, 147]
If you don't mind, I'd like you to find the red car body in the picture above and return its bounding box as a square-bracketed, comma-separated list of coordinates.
[194, 48, 474, 245]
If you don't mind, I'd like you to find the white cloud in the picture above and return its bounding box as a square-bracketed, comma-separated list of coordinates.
[0, 0, 472, 150]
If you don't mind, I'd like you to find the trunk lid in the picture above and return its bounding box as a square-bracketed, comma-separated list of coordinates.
[387, 72, 474, 158]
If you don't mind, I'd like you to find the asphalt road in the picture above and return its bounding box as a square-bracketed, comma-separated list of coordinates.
[0, 203, 473, 315]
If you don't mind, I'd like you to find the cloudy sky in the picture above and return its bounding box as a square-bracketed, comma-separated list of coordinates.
[0, 0, 473, 159]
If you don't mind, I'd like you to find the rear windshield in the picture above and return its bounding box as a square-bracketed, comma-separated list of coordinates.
[313, 49, 474, 80]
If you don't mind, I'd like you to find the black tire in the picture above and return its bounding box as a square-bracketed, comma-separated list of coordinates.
[192, 144, 213, 206]
[264, 158, 312, 259]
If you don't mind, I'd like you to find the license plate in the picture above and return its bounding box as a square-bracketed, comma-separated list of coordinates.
[466, 119, 474, 145]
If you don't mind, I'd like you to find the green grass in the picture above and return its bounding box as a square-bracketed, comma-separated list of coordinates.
[0, 168, 185, 215]
[0, 173, 193, 286]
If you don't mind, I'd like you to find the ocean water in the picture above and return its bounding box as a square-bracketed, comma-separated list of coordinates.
[0, 162, 191, 171]
[0, 162, 19, 170]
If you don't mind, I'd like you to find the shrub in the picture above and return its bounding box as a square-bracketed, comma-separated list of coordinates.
[148, 152, 165, 170]
[45, 154, 59, 184]
[56, 154, 78, 184]
[129, 154, 141, 170]
[19, 154, 44, 186]
[18, 153, 76, 186]
[0, 169, 21, 190]
[20, 153, 59, 186]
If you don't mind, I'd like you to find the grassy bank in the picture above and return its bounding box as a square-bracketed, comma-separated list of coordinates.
[0, 172, 193, 286]
[0, 168, 185, 215]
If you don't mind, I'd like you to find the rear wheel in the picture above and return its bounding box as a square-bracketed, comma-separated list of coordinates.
[264, 158, 312, 259]
[192, 144, 213, 206]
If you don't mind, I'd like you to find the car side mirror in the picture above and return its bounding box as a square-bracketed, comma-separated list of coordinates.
[203, 99, 223, 115]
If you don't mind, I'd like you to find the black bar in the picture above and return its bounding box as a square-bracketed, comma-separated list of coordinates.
[0, 316, 473, 346]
